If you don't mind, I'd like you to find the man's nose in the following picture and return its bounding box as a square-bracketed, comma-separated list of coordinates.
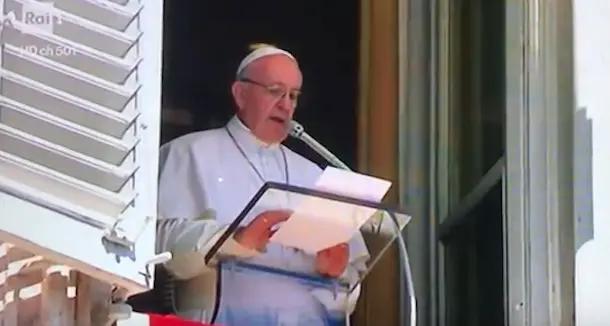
[277, 93, 294, 111]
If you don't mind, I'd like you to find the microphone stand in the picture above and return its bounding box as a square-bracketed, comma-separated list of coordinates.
[289, 121, 417, 326]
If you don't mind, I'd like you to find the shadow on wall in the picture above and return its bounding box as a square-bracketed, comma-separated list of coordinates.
[574, 107, 594, 251]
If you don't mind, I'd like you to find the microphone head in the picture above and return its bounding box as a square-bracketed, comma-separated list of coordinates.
[289, 120, 304, 138]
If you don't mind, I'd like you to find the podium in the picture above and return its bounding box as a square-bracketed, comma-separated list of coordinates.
[148, 314, 213, 326]
[116, 313, 215, 326]
[204, 182, 412, 326]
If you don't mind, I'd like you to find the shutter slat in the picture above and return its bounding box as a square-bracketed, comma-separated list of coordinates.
[52, 0, 142, 32]
[1, 72, 138, 138]
[4, 0, 140, 57]
[0, 124, 137, 192]
[0, 152, 133, 219]
[53, 10, 140, 57]
[0, 97, 138, 166]
[2, 23, 140, 84]
[3, 45, 138, 110]
[107, 0, 130, 7]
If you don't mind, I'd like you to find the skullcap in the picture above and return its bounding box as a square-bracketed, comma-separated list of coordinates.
[236, 45, 296, 77]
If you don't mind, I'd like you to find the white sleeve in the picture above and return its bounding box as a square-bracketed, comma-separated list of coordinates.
[156, 141, 259, 280]
[157, 141, 207, 219]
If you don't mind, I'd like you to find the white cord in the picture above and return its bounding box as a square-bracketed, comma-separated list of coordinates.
[290, 122, 417, 326]
[396, 221, 417, 326]
[345, 308, 351, 326]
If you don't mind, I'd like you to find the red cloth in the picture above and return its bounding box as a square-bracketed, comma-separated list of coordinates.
[148, 314, 216, 326]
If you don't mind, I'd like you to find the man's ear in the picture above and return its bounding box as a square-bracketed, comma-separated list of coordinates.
[231, 81, 246, 110]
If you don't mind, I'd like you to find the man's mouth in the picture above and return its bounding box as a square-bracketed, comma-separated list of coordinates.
[270, 116, 286, 124]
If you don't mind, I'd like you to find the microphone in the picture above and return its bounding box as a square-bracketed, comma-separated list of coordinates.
[288, 119, 417, 326]
[289, 120, 350, 170]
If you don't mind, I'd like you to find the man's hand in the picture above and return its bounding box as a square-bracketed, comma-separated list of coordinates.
[316, 243, 349, 278]
[233, 210, 291, 251]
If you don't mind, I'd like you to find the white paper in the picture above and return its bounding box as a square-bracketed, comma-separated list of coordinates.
[269, 167, 392, 253]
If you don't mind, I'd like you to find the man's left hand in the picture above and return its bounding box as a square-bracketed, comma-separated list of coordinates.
[316, 243, 349, 278]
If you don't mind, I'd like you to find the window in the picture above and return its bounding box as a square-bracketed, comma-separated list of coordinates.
[434, 0, 506, 324]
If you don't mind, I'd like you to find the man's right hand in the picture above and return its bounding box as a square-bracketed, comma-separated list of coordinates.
[233, 210, 292, 251]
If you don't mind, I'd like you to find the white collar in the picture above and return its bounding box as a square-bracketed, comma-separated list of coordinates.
[227, 116, 280, 150]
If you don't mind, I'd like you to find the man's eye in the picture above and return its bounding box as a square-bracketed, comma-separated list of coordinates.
[289, 92, 300, 101]
[268, 88, 285, 97]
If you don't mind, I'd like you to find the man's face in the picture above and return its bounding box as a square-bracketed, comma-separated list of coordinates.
[232, 55, 302, 144]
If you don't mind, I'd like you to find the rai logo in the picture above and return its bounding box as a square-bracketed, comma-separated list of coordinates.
[1, 0, 62, 35]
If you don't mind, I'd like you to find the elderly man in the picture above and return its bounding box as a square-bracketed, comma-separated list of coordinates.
[156, 46, 369, 325]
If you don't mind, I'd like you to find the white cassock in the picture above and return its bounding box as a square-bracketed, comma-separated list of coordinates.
[156, 116, 370, 326]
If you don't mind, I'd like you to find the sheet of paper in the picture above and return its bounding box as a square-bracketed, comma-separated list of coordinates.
[270, 167, 392, 253]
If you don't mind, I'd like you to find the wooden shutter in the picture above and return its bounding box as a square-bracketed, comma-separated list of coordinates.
[0, 0, 164, 295]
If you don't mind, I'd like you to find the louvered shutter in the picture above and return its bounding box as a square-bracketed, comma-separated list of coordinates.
[0, 0, 163, 295]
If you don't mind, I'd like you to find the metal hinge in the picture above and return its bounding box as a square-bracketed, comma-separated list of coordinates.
[138, 251, 172, 287]
[102, 216, 154, 249]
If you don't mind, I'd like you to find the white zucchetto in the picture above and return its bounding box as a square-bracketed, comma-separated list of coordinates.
[236, 45, 296, 77]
